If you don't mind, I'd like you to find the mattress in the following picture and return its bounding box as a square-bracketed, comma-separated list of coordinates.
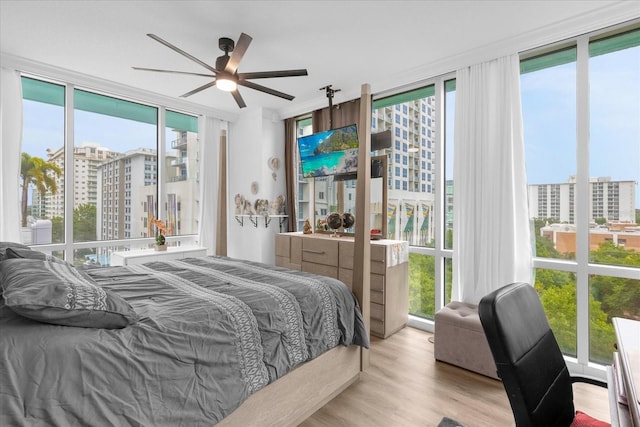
[0, 255, 368, 426]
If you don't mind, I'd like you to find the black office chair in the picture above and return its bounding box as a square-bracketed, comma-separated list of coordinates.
[478, 282, 610, 427]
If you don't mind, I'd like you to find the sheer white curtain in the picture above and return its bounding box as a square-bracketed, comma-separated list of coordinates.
[197, 116, 223, 255]
[452, 54, 532, 304]
[0, 68, 23, 242]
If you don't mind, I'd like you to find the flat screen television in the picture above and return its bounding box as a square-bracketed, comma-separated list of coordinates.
[298, 124, 358, 178]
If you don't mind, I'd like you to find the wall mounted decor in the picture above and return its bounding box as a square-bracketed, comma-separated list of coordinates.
[268, 156, 280, 181]
[254, 199, 270, 216]
[270, 195, 286, 215]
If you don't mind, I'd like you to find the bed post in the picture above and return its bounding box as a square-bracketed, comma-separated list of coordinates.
[353, 83, 372, 369]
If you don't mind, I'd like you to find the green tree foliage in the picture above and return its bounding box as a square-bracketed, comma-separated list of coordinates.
[407, 216, 637, 364]
[408, 253, 435, 317]
[535, 278, 614, 363]
[20, 153, 61, 227]
[51, 216, 64, 243]
[49, 204, 97, 245]
[408, 253, 452, 319]
[73, 204, 97, 242]
[589, 241, 640, 320]
[532, 223, 638, 364]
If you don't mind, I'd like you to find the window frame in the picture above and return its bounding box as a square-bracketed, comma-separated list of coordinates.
[520, 22, 640, 377]
[20, 75, 203, 263]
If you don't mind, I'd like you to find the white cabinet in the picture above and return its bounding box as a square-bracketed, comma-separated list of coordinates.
[275, 232, 408, 339]
[110, 246, 207, 266]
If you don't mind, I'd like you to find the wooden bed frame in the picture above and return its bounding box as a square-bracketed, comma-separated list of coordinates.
[219, 344, 362, 426]
[220, 84, 373, 426]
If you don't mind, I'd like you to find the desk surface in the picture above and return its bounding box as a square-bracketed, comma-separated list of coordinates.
[613, 317, 640, 426]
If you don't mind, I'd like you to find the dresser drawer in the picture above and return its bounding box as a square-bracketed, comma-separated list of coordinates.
[338, 241, 354, 269]
[371, 290, 384, 305]
[370, 245, 386, 275]
[302, 238, 338, 266]
[275, 234, 290, 258]
[370, 302, 384, 321]
[370, 318, 384, 336]
[290, 237, 303, 265]
[371, 273, 384, 292]
[302, 261, 338, 279]
[339, 241, 386, 274]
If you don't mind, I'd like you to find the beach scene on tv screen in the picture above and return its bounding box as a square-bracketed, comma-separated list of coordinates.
[299, 125, 359, 177]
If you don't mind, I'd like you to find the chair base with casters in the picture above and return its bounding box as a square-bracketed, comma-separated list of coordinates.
[478, 282, 610, 427]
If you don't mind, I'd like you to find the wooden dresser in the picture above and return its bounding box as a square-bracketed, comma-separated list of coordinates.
[275, 232, 409, 339]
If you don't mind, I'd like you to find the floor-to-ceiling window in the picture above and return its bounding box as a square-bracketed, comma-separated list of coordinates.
[371, 80, 455, 322]
[21, 77, 65, 252]
[521, 25, 639, 368]
[295, 117, 313, 231]
[292, 80, 454, 324]
[20, 76, 200, 266]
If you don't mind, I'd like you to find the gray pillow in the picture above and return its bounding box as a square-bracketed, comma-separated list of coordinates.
[1, 258, 138, 329]
[4, 247, 66, 264]
[0, 242, 31, 261]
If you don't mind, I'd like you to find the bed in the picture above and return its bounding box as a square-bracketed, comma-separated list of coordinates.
[0, 244, 369, 426]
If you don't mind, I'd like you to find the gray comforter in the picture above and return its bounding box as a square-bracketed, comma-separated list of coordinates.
[0, 256, 368, 426]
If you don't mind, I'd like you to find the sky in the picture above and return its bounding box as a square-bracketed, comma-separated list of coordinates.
[21, 46, 639, 209]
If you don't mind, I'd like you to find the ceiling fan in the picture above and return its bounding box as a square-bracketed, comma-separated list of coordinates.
[133, 33, 308, 108]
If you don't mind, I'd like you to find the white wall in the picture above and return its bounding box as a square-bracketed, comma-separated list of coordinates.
[227, 107, 286, 265]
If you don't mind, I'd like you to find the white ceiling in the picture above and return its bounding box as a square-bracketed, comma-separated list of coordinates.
[1, 1, 638, 119]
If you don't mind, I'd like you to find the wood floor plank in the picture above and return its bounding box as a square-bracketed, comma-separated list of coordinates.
[301, 326, 610, 426]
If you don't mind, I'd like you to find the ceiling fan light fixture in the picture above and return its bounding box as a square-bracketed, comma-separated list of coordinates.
[216, 77, 237, 92]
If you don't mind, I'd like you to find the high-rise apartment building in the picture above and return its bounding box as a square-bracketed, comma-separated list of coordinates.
[43, 142, 117, 219]
[97, 148, 158, 241]
[96, 130, 199, 242]
[528, 176, 636, 223]
[371, 97, 436, 244]
[296, 96, 438, 244]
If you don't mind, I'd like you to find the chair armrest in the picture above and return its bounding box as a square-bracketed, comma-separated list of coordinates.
[571, 375, 607, 388]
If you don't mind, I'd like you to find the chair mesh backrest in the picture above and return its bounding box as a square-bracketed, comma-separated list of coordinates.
[478, 282, 575, 427]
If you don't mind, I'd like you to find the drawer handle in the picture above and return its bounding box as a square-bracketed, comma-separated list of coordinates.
[372, 259, 385, 264]
[303, 249, 326, 255]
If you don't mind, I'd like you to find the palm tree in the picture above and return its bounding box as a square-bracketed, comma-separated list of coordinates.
[20, 152, 62, 227]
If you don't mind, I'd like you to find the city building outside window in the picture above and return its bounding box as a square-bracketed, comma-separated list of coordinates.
[521, 26, 639, 365]
[20, 77, 200, 266]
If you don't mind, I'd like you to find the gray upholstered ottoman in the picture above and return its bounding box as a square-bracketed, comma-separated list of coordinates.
[434, 301, 499, 379]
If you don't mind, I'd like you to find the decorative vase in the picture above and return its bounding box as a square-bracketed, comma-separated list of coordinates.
[155, 244, 167, 252]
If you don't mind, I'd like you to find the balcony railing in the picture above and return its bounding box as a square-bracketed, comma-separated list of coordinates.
[171, 136, 197, 149]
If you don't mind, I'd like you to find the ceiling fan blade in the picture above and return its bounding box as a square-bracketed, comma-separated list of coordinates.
[224, 32, 252, 74]
[238, 80, 295, 101]
[238, 69, 308, 80]
[231, 90, 247, 108]
[132, 67, 215, 78]
[179, 80, 218, 98]
[147, 34, 219, 74]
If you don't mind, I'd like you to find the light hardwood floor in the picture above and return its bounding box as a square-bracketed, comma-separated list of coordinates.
[301, 326, 610, 427]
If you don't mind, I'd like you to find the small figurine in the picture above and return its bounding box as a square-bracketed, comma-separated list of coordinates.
[234, 193, 244, 215]
[303, 219, 313, 234]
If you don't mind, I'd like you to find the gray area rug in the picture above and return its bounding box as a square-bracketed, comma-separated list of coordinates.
[438, 417, 465, 427]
